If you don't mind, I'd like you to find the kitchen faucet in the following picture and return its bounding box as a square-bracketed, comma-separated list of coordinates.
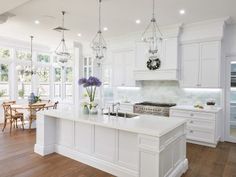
[111, 102, 120, 113]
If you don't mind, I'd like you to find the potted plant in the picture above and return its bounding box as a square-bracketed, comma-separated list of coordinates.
[78, 76, 102, 114]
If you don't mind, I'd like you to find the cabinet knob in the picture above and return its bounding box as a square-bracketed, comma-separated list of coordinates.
[190, 113, 194, 117]
[190, 130, 194, 133]
[190, 120, 194, 124]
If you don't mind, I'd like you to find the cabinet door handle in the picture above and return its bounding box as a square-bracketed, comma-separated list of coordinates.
[190, 120, 194, 124]
[190, 113, 194, 117]
[190, 130, 194, 133]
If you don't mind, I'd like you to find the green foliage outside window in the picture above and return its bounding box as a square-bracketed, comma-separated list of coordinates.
[0, 90, 5, 97]
[16, 51, 31, 60]
[18, 89, 25, 98]
[0, 64, 8, 81]
[54, 68, 61, 82]
[66, 67, 73, 82]
[0, 48, 11, 59]
[17, 65, 31, 82]
[38, 68, 49, 82]
[37, 54, 50, 63]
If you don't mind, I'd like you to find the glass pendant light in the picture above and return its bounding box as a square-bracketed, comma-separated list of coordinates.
[54, 11, 71, 67]
[20, 35, 35, 75]
[29, 35, 36, 75]
[91, 0, 107, 63]
[141, 0, 163, 58]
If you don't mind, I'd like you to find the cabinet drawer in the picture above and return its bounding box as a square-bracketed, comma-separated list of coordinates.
[170, 110, 192, 118]
[192, 112, 215, 120]
[171, 110, 215, 120]
[187, 129, 214, 143]
[187, 119, 215, 129]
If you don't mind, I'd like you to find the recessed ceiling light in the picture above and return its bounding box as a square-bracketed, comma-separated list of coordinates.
[34, 20, 40, 24]
[135, 19, 141, 24]
[103, 27, 108, 31]
[179, 9, 185, 15]
[77, 33, 82, 37]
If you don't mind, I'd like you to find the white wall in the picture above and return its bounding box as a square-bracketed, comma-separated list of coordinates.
[224, 24, 236, 56]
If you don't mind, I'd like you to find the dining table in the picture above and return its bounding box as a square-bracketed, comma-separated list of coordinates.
[11, 102, 55, 110]
[10, 102, 56, 129]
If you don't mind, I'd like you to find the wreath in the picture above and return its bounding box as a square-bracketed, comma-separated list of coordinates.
[147, 57, 161, 70]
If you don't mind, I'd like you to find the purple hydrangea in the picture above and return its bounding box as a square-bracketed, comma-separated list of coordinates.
[78, 77, 102, 87]
[78, 78, 87, 85]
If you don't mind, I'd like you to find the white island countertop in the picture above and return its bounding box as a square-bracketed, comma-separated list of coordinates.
[38, 109, 187, 137]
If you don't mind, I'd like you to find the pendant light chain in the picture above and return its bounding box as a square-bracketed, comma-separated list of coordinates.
[30, 35, 33, 73]
[141, 0, 163, 56]
[99, 0, 102, 32]
[54, 11, 71, 67]
[152, 0, 155, 19]
[91, 0, 107, 61]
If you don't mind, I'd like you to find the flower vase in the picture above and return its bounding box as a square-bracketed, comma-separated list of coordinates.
[89, 106, 98, 115]
[82, 106, 89, 115]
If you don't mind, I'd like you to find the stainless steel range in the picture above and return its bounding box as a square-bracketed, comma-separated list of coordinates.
[134, 102, 176, 117]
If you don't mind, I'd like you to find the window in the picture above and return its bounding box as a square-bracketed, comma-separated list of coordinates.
[0, 44, 74, 103]
[37, 54, 50, 63]
[16, 65, 31, 99]
[0, 64, 9, 98]
[83, 56, 93, 78]
[66, 67, 73, 82]
[53, 67, 62, 98]
[0, 48, 11, 60]
[37, 67, 50, 98]
[65, 67, 73, 100]
[16, 50, 31, 60]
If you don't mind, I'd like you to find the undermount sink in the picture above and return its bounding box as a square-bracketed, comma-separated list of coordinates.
[103, 112, 138, 118]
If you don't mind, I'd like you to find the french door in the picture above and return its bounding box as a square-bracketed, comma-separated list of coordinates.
[225, 56, 236, 143]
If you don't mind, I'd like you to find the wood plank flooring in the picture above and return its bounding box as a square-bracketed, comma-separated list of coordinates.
[0, 126, 236, 177]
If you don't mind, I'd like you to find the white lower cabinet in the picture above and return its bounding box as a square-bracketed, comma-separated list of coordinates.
[36, 114, 188, 177]
[170, 106, 222, 147]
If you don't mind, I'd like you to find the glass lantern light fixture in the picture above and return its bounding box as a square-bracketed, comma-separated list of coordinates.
[91, 0, 107, 64]
[54, 11, 71, 68]
[18, 36, 36, 76]
[141, 0, 163, 57]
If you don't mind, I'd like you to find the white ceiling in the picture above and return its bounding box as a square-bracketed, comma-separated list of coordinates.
[0, 0, 235, 47]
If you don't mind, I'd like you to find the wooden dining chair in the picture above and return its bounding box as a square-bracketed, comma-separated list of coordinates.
[3, 100, 16, 105]
[53, 101, 59, 109]
[2, 103, 24, 133]
[28, 103, 46, 130]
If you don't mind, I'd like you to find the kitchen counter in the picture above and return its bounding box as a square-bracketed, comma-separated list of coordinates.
[38, 109, 186, 137]
[171, 105, 222, 113]
[35, 109, 188, 177]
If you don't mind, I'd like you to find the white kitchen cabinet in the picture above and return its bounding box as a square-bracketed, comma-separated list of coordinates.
[170, 106, 222, 147]
[181, 43, 200, 87]
[181, 41, 221, 88]
[112, 49, 135, 87]
[200, 42, 221, 87]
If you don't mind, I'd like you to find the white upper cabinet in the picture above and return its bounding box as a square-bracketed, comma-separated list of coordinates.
[112, 49, 135, 87]
[200, 42, 221, 88]
[181, 44, 200, 87]
[181, 41, 221, 88]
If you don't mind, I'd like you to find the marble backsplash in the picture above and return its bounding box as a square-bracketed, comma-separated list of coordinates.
[104, 81, 222, 106]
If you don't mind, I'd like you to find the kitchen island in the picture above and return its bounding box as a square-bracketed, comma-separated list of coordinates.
[34, 109, 188, 177]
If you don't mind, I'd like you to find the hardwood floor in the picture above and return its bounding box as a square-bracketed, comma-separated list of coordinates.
[0, 126, 236, 177]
